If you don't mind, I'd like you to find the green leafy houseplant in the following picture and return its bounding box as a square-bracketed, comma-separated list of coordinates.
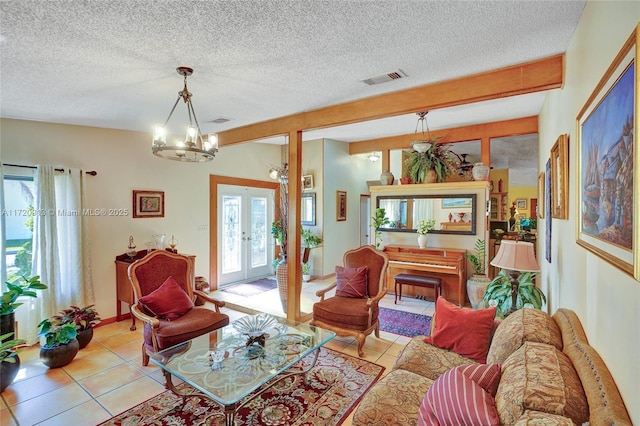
[0, 332, 26, 364]
[482, 270, 546, 318]
[37, 318, 78, 348]
[371, 208, 390, 249]
[464, 239, 486, 275]
[404, 142, 459, 183]
[54, 305, 101, 331]
[301, 229, 323, 247]
[1, 275, 47, 315]
[301, 262, 311, 275]
[416, 219, 436, 235]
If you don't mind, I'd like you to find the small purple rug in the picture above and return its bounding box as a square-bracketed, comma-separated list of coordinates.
[379, 307, 431, 337]
[220, 277, 277, 297]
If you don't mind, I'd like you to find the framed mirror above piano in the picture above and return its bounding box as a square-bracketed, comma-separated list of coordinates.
[376, 193, 477, 235]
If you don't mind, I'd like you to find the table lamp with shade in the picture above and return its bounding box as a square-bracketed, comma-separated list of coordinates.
[489, 240, 540, 317]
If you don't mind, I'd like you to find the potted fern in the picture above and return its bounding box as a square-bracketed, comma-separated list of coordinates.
[482, 269, 546, 318]
[464, 239, 491, 309]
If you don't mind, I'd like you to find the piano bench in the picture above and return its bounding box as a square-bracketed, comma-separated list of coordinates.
[394, 274, 442, 304]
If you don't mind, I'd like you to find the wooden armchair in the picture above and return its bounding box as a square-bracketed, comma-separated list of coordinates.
[310, 245, 389, 357]
[127, 250, 229, 365]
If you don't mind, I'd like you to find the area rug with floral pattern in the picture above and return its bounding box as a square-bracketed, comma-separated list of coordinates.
[100, 347, 384, 426]
[378, 307, 432, 337]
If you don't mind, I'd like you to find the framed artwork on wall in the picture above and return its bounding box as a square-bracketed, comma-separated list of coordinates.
[551, 133, 569, 219]
[302, 175, 314, 190]
[337, 190, 347, 221]
[576, 25, 638, 280]
[537, 171, 545, 219]
[545, 159, 552, 263]
[133, 190, 164, 218]
[516, 199, 527, 210]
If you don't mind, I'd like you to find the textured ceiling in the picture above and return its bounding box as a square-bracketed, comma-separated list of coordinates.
[0, 1, 585, 185]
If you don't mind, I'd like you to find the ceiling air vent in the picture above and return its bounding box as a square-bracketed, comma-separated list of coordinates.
[361, 69, 407, 86]
[208, 117, 231, 124]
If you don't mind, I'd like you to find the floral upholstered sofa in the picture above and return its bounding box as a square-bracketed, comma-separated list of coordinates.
[353, 306, 632, 425]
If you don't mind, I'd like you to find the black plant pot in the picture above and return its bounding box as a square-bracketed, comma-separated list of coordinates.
[76, 328, 93, 349]
[0, 355, 21, 392]
[0, 313, 16, 342]
[40, 339, 79, 368]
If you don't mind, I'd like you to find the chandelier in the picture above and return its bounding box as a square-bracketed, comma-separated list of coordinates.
[152, 67, 218, 162]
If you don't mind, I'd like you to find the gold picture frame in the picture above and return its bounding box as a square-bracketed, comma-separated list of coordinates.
[551, 133, 569, 219]
[516, 199, 527, 210]
[133, 190, 165, 218]
[576, 25, 638, 280]
[337, 190, 347, 221]
[537, 171, 545, 219]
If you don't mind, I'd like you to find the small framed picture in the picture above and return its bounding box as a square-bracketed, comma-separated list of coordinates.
[133, 190, 164, 218]
[302, 175, 314, 190]
[336, 190, 347, 221]
[516, 199, 527, 210]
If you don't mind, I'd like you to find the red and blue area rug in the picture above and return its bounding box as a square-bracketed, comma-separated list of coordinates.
[378, 307, 432, 337]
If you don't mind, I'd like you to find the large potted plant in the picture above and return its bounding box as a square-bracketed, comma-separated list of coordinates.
[0, 332, 26, 392]
[464, 239, 492, 309]
[1, 275, 47, 342]
[37, 318, 79, 368]
[404, 141, 459, 183]
[482, 269, 546, 318]
[53, 305, 101, 349]
[371, 208, 390, 249]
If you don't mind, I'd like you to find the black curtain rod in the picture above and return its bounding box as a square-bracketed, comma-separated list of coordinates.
[2, 163, 97, 176]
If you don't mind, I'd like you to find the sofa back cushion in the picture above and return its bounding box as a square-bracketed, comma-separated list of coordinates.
[495, 341, 589, 425]
[486, 308, 563, 364]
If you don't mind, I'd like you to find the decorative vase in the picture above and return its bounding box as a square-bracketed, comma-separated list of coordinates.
[424, 169, 438, 183]
[276, 257, 288, 312]
[472, 162, 490, 181]
[39, 339, 79, 368]
[380, 170, 394, 185]
[76, 327, 93, 349]
[417, 234, 427, 248]
[467, 275, 492, 309]
[0, 355, 20, 392]
[303, 274, 311, 282]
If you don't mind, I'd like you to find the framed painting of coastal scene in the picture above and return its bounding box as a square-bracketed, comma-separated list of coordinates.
[576, 26, 638, 280]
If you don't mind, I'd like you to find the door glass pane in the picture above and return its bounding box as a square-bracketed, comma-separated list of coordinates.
[250, 196, 267, 268]
[222, 195, 242, 274]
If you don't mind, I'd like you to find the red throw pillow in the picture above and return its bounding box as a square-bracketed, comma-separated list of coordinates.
[418, 363, 502, 426]
[139, 276, 194, 320]
[335, 265, 368, 298]
[424, 297, 496, 363]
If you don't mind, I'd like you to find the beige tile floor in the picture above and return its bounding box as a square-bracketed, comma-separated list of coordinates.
[0, 277, 434, 426]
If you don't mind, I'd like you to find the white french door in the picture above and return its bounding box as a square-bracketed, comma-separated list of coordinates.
[217, 185, 274, 285]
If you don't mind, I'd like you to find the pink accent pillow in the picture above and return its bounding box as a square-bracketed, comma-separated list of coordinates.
[335, 265, 368, 298]
[418, 363, 502, 426]
[424, 297, 497, 363]
[139, 276, 194, 320]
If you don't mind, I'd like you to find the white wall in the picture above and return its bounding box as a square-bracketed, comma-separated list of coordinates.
[538, 2, 639, 422]
[322, 139, 379, 274]
[1, 118, 282, 321]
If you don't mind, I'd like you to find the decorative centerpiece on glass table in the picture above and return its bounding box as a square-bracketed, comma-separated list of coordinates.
[232, 313, 278, 349]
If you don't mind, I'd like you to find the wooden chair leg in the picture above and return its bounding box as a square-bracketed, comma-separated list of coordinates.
[356, 334, 366, 358]
[142, 344, 149, 366]
[374, 322, 380, 338]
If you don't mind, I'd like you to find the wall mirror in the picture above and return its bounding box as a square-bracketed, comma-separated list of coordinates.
[301, 193, 316, 226]
[376, 194, 477, 235]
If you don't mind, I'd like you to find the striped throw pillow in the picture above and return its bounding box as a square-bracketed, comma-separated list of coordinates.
[418, 363, 501, 426]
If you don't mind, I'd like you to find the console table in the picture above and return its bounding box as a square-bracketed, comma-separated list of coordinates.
[114, 250, 196, 330]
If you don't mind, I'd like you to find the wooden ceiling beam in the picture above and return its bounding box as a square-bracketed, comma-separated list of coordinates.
[348, 116, 539, 155]
[217, 55, 561, 146]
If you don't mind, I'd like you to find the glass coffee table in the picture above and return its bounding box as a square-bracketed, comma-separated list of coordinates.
[150, 313, 336, 426]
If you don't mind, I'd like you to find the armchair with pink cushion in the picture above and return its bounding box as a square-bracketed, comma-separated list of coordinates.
[310, 245, 389, 357]
[127, 250, 229, 366]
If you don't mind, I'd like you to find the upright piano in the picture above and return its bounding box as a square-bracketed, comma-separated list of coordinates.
[383, 245, 467, 306]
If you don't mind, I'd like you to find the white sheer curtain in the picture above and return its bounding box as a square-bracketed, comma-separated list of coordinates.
[413, 198, 435, 224]
[19, 165, 94, 344]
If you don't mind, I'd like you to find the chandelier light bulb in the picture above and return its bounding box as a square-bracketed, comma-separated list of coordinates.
[185, 125, 197, 147]
[153, 125, 166, 147]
